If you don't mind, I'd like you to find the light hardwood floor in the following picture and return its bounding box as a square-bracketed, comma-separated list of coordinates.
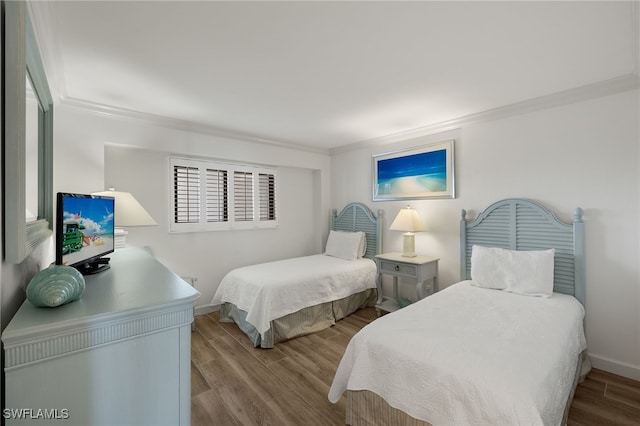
[191, 308, 640, 425]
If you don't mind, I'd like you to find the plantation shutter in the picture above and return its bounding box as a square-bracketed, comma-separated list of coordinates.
[234, 171, 254, 222]
[173, 165, 200, 223]
[258, 173, 276, 221]
[206, 168, 228, 223]
[170, 157, 277, 231]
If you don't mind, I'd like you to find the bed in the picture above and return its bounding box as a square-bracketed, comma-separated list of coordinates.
[210, 202, 383, 348]
[328, 198, 589, 426]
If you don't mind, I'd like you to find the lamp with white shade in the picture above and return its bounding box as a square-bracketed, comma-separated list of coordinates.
[92, 188, 157, 248]
[389, 205, 426, 257]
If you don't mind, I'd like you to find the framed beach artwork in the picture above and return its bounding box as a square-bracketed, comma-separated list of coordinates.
[372, 140, 455, 201]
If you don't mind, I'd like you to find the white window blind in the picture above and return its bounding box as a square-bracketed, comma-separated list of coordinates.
[234, 171, 254, 222]
[169, 157, 277, 232]
[259, 173, 276, 221]
[173, 165, 200, 224]
[206, 168, 228, 223]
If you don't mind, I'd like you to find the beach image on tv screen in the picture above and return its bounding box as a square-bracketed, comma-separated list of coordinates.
[61, 196, 114, 266]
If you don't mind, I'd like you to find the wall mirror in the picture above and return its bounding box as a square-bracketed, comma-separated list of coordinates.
[26, 74, 39, 222]
[4, 2, 54, 263]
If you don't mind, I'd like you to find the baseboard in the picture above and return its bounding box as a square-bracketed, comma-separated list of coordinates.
[589, 353, 640, 381]
[194, 304, 219, 317]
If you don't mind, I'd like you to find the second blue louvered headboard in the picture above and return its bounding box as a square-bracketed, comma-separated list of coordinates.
[460, 199, 585, 305]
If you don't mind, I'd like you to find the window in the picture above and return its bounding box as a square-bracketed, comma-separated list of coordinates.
[170, 157, 277, 232]
[206, 168, 228, 223]
[259, 173, 276, 221]
[234, 171, 253, 222]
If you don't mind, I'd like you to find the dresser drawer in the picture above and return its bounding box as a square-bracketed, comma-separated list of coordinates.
[379, 260, 417, 278]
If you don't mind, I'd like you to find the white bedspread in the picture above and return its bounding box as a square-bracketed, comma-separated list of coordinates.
[210, 254, 376, 334]
[328, 280, 587, 426]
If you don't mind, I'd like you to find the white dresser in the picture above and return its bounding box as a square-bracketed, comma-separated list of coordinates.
[2, 248, 200, 426]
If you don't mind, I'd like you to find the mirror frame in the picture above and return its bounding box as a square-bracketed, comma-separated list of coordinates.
[4, 1, 53, 263]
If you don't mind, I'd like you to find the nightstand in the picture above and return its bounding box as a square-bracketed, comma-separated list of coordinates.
[374, 253, 439, 313]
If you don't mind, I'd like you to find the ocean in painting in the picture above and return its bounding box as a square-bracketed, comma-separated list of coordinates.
[376, 149, 448, 197]
[377, 172, 447, 196]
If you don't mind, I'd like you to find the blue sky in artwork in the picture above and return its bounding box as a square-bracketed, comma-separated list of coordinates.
[378, 149, 446, 180]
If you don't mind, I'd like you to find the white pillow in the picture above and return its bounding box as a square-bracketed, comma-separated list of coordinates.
[325, 230, 364, 260]
[471, 246, 508, 290]
[358, 232, 367, 258]
[471, 245, 555, 297]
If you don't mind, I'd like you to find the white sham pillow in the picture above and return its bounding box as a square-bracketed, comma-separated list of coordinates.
[471, 245, 508, 290]
[471, 245, 555, 297]
[358, 232, 367, 258]
[325, 230, 364, 260]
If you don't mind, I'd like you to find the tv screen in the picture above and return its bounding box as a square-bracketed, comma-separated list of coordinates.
[56, 193, 115, 274]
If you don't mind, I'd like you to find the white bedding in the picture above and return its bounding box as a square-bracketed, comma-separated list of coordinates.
[210, 254, 376, 334]
[328, 280, 587, 426]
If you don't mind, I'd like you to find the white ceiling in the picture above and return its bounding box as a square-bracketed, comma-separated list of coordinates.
[32, 1, 636, 150]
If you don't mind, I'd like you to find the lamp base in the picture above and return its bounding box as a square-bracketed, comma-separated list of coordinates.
[114, 228, 128, 249]
[401, 233, 417, 257]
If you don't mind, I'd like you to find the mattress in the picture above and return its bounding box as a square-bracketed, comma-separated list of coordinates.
[211, 254, 377, 334]
[328, 280, 587, 426]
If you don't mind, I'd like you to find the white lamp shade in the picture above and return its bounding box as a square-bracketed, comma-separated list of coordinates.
[389, 206, 426, 232]
[92, 190, 157, 227]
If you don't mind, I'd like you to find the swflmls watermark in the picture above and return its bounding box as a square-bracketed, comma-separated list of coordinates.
[3, 408, 70, 420]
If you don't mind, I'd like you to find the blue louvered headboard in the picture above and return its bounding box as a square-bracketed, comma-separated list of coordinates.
[460, 199, 585, 305]
[331, 203, 383, 259]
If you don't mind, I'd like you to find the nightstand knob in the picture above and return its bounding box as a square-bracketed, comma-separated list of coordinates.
[395, 265, 400, 271]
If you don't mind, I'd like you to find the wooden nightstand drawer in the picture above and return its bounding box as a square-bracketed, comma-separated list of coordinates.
[379, 260, 417, 278]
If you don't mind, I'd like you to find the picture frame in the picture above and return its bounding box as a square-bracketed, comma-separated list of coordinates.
[372, 140, 455, 201]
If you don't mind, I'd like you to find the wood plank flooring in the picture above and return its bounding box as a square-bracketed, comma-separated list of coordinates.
[191, 308, 640, 425]
[568, 368, 640, 425]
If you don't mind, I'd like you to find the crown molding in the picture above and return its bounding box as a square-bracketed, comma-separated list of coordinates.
[60, 96, 330, 156]
[330, 73, 640, 155]
[60, 73, 640, 157]
[27, 0, 640, 157]
[27, 1, 329, 156]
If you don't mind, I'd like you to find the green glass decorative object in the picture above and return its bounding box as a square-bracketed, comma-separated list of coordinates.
[26, 265, 85, 308]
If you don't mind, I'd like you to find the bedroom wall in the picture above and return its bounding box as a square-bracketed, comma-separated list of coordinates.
[103, 145, 319, 307]
[0, 243, 54, 331]
[54, 104, 331, 312]
[330, 89, 640, 380]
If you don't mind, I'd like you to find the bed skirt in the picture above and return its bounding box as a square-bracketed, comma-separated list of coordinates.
[219, 288, 376, 348]
[344, 350, 591, 426]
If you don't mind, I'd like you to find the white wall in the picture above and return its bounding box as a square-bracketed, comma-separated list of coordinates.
[331, 90, 640, 380]
[54, 104, 331, 311]
[0, 241, 54, 330]
[104, 145, 319, 307]
[50, 78, 640, 380]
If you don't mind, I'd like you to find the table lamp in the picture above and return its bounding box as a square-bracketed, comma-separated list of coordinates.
[389, 205, 426, 257]
[92, 188, 157, 248]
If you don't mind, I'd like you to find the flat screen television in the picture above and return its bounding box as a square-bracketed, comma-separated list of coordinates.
[56, 192, 115, 275]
